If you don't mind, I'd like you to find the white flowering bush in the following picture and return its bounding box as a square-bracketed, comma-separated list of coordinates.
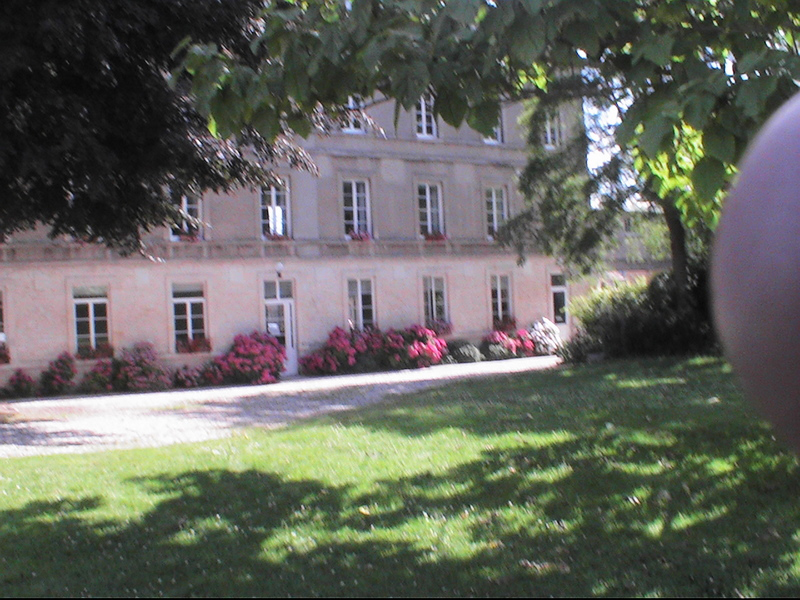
[530, 318, 563, 356]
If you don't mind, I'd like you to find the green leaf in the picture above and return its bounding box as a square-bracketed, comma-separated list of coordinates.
[703, 125, 736, 164]
[508, 17, 545, 65]
[436, 90, 468, 127]
[691, 156, 727, 200]
[634, 34, 675, 67]
[682, 93, 716, 130]
[735, 77, 779, 119]
[638, 115, 674, 158]
[467, 101, 501, 137]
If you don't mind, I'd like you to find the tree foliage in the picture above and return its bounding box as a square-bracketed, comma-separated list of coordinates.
[0, 0, 313, 252]
[184, 0, 800, 231]
[4, 1, 800, 249]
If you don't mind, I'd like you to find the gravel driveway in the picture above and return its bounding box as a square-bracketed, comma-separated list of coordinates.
[0, 356, 560, 459]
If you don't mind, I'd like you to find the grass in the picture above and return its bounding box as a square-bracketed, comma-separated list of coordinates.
[2, 356, 800, 596]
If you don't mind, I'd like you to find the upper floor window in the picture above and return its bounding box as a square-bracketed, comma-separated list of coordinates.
[542, 107, 563, 150]
[491, 274, 512, 327]
[171, 192, 202, 241]
[485, 187, 508, 237]
[73, 286, 110, 357]
[342, 96, 365, 133]
[416, 95, 437, 138]
[423, 276, 448, 326]
[262, 184, 291, 239]
[483, 113, 504, 144]
[418, 183, 444, 237]
[172, 283, 208, 353]
[348, 278, 375, 330]
[343, 179, 371, 237]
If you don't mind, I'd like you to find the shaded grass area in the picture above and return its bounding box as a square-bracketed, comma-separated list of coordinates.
[2, 357, 800, 596]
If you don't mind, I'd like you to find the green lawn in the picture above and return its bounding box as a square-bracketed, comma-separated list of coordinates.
[2, 357, 800, 597]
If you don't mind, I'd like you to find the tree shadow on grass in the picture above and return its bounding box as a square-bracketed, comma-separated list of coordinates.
[3, 431, 800, 597]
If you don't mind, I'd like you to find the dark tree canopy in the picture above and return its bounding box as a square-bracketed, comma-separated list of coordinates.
[0, 0, 313, 253]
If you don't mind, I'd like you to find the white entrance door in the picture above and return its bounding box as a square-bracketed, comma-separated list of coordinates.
[266, 299, 297, 376]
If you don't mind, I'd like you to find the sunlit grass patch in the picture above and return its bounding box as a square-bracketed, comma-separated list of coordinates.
[2, 357, 800, 597]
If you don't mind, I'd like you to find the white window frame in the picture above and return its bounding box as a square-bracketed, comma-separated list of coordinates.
[483, 112, 504, 144]
[171, 193, 203, 241]
[261, 184, 291, 239]
[347, 278, 376, 330]
[73, 287, 110, 354]
[416, 95, 437, 139]
[0, 290, 6, 344]
[551, 274, 568, 324]
[342, 95, 365, 133]
[423, 276, 448, 325]
[418, 182, 444, 236]
[485, 186, 508, 238]
[343, 179, 371, 237]
[172, 284, 207, 350]
[491, 274, 512, 325]
[542, 107, 563, 150]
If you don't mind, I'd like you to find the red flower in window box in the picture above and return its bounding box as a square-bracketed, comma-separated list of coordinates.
[423, 231, 448, 241]
[0, 343, 10, 365]
[265, 233, 292, 241]
[175, 232, 199, 242]
[347, 229, 372, 241]
[77, 343, 115, 360]
[492, 315, 517, 333]
[176, 337, 212, 354]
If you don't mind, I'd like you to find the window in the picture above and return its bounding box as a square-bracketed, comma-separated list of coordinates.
[485, 187, 508, 237]
[484, 113, 504, 144]
[418, 183, 443, 236]
[262, 184, 290, 239]
[171, 192, 202, 241]
[172, 283, 207, 352]
[542, 108, 563, 150]
[73, 286, 110, 356]
[342, 96, 365, 133]
[551, 274, 568, 324]
[416, 95, 437, 138]
[343, 179, 371, 237]
[491, 274, 512, 326]
[423, 276, 448, 325]
[348, 278, 375, 330]
[0, 290, 6, 343]
[0, 290, 6, 363]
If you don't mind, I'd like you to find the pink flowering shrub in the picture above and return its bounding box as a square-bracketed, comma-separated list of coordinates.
[301, 325, 448, 375]
[173, 365, 204, 388]
[80, 359, 114, 394]
[481, 329, 537, 360]
[5, 368, 36, 398]
[209, 331, 286, 385]
[113, 343, 172, 392]
[39, 352, 77, 396]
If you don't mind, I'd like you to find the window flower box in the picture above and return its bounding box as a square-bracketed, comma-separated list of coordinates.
[423, 232, 448, 242]
[346, 230, 372, 242]
[492, 315, 518, 333]
[264, 233, 292, 242]
[77, 343, 115, 360]
[176, 337, 212, 354]
[0, 343, 10, 364]
[174, 232, 200, 243]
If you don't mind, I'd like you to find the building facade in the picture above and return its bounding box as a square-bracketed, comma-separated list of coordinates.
[0, 98, 580, 381]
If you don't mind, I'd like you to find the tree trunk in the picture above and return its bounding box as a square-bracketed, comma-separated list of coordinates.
[661, 199, 690, 311]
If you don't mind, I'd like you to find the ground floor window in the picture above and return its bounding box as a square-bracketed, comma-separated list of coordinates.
[348, 278, 375, 330]
[551, 274, 567, 324]
[423, 276, 448, 326]
[172, 283, 207, 352]
[73, 286, 109, 356]
[491, 274, 512, 327]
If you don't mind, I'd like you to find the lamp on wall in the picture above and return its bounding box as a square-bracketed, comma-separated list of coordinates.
[276, 262, 284, 279]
